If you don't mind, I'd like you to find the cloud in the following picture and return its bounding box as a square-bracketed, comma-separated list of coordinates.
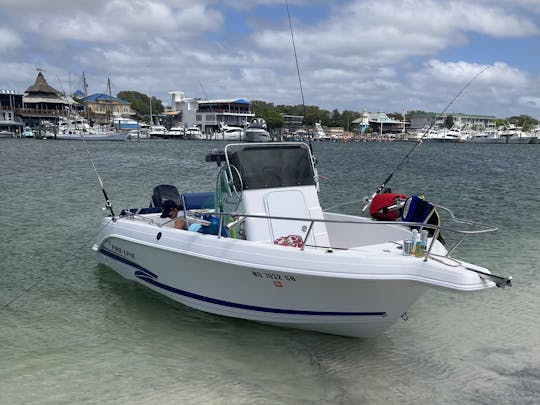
[0, 28, 23, 52]
[0, 0, 539, 118]
[518, 96, 540, 109]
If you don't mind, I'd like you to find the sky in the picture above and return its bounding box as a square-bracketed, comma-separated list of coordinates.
[1, 0, 539, 119]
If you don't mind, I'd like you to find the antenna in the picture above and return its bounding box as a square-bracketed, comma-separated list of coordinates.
[285, 0, 307, 123]
[199, 82, 209, 100]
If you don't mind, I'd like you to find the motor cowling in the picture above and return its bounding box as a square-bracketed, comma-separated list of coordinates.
[150, 184, 182, 208]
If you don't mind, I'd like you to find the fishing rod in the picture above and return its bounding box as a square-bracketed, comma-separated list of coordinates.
[81, 136, 116, 219]
[362, 65, 490, 212]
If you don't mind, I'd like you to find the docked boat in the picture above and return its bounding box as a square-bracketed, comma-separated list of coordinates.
[113, 114, 140, 131]
[184, 126, 204, 140]
[217, 123, 244, 141]
[423, 127, 466, 142]
[93, 142, 511, 337]
[466, 129, 501, 143]
[22, 126, 34, 138]
[55, 131, 128, 141]
[0, 130, 14, 138]
[244, 118, 270, 142]
[168, 126, 185, 139]
[500, 124, 537, 144]
[127, 129, 151, 140]
[313, 122, 331, 141]
[148, 125, 168, 138]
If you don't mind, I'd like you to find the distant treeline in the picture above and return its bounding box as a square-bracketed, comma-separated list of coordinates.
[117, 91, 164, 119]
[115, 91, 538, 131]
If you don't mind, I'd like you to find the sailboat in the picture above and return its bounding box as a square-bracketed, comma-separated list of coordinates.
[55, 78, 127, 141]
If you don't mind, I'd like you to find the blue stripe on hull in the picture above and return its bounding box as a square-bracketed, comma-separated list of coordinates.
[99, 247, 387, 317]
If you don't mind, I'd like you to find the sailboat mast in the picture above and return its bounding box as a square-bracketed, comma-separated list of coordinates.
[82, 72, 90, 124]
[149, 91, 153, 126]
[107, 78, 112, 127]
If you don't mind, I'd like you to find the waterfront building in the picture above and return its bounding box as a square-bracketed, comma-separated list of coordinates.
[409, 112, 497, 131]
[450, 113, 497, 130]
[80, 93, 136, 126]
[352, 112, 408, 135]
[18, 72, 73, 128]
[0, 90, 24, 135]
[169, 91, 254, 133]
[281, 114, 304, 134]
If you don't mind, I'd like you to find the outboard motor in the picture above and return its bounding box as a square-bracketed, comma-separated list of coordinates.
[150, 184, 182, 208]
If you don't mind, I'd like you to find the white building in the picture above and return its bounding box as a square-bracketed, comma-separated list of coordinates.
[169, 91, 254, 133]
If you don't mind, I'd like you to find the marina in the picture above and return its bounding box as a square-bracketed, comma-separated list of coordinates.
[1, 138, 538, 403]
[2, 72, 539, 143]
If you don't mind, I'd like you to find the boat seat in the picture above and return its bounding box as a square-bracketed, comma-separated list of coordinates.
[401, 195, 435, 224]
[401, 195, 443, 240]
[182, 192, 215, 212]
[239, 186, 330, 247]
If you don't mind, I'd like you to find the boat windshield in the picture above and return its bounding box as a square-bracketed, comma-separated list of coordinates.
[226, 144, 315, 190]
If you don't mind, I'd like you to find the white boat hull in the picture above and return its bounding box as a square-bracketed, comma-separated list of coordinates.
[92, 142, 506, 338]
[55, 132, 128, 141]
[94, 214, 493, 337]
[244, 128, 270, 142]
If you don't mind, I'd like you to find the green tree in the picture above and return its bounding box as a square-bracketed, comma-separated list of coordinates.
[444, 114, 454, 129]
[264, 111, 284, 129]
[341, 110, 360, 131]
[506, 114, 538, 132]
[117, 91, 164, 121]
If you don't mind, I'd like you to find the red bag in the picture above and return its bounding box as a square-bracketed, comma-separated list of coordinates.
[369, 193, 407, 221]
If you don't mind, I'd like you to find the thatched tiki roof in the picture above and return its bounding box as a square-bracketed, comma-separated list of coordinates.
[23, 72, 68, 110]
[25, 72, 61, 96]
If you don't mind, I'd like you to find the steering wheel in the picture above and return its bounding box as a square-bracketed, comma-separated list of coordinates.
[215, 164, 243, 212]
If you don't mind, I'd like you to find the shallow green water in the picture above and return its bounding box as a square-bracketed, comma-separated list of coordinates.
[1, 138, 539, 404]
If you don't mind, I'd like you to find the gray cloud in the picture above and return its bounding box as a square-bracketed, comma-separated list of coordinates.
[0, 0, 539, 118]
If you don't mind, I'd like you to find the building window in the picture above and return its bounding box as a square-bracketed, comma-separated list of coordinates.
[123, 107, 129, 113]
[196, 114, 202, 121]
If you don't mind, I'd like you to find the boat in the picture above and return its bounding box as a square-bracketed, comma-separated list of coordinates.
[54, 116, 128, 141]
[127, 129, 151, 140]
[466, 129, 502, 143]
[22, 126, 34, 138]
[184, 126, 205, 140]
[313, 122, 331, 141]
[500, 124, 538, 144]
[293, 129, 308, 140]
[55, 130, 129, 141]
[218, 123, 244, 141]
[93, 142, 511, 338]
[148, 125, 168, 138]
[113, 114, 141, 131]
[244, 118, 270, 142]
[57, 115, 90, 133]
[168, 126, 186, 139]
[423, 127, 465, 142]
[0, 130, 14, 138]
